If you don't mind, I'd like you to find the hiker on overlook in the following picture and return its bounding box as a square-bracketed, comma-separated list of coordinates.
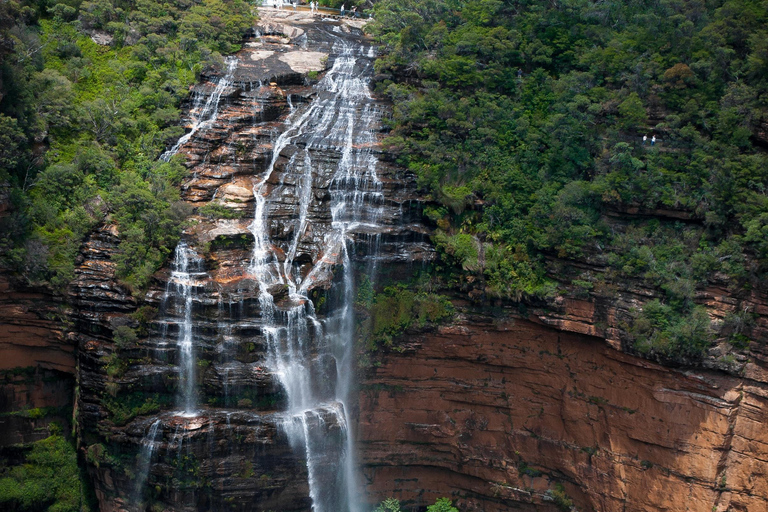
[643, 135, 647, 145]
[352, 6, 357, 16]
[341, 4, 345, 16]
[651, 135, 656, 146]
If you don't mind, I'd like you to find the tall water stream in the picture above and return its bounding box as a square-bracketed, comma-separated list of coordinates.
[128, 15, 385, 512]
[247, 29, 381, 512]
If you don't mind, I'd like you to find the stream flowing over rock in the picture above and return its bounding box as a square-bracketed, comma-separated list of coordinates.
[71, 10, 430, 512]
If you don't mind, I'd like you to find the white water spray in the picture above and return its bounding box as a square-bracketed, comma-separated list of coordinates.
[167, 242, 207, 415]
[247, 28, 382, 512]
[161, 58, 239, 161]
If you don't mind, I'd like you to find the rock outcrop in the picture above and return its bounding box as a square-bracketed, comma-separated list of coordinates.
[4, 9, 768, 512]
[0, 272, 75, 445]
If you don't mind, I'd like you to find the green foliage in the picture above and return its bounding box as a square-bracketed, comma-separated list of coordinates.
[0, 0, 253, 291]
[546, 483, 574, 511]
[375, 498, 401, 512]
[375, 497, 457, 512]
[113, 325, 138, 349]
[371, 0, 768, 361]
[630, 301, 712, 362]
[103, 392, 165, 426]
[0, 434, 90, 512]
[197, 202, 246, 219]
[130, 305, 157, 336]
[427, 498, 459, 512]
[365, 284, 453, 348]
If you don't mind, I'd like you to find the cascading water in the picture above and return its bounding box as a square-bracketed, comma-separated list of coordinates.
[166, 241, 207, 415]
[111, 12, 413, 512]
[247, 29, 381, 512]
[161, 57, 239, 161]
[133, 419, 162, 506]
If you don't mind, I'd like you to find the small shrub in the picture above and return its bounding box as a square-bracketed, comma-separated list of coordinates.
[427, 497, 459, 512]
[365, 285, 453, 349]
[197, 203, 246, 219]
[375, 498, 401, 512]
[113, 325, 138, 350]
[546, 483, 574, 511]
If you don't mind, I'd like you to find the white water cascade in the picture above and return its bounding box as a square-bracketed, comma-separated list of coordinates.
[161, 57, 239, 161]
[133, 419, 162, 507]
[248, 30, 382, 512]
[167, 241, 207, 415]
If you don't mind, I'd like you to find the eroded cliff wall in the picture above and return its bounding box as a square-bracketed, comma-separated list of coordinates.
[4, 8, 768, 512]
[359, 312, 768, 511]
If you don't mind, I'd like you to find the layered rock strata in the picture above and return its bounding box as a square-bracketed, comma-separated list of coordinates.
[0, 273, 75, 446]
[359, 312, 768, 511]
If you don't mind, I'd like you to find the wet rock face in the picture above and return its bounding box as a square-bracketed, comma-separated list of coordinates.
[90, 412, 314, 512]
[73, 10, 432, 512]
[63, 9, 768, 512]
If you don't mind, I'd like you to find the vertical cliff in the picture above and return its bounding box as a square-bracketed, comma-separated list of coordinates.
[358, 305, 768, 512]
[4, 7, 768, 512]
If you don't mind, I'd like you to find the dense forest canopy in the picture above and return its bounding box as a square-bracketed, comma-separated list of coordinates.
[1, 0, 767, 361]
[0, 0, 252, 291]
[369, 0, 768, 362]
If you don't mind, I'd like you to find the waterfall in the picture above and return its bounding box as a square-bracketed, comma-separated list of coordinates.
[167, 241, 207, 415]
[247, 30, 381, 512]
[133, 419, 162, 507]
[161, 57, 239, 161]
[127, 15, 388, 511]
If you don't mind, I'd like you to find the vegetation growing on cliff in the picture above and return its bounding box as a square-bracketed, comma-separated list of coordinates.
[369, 0, 768, 363]
[0, 0, 253, 292]
[0, 433, 94, 512]
[356, 280, 454, 351]
[375, 496, 459, 512]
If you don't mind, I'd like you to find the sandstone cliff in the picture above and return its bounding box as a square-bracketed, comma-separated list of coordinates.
[70, 10, 428, 511]
[358, 311, 768, 511]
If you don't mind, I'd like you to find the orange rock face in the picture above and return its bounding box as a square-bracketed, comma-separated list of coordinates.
[358, 316, 768, 511]
[0, 274, 74, 373]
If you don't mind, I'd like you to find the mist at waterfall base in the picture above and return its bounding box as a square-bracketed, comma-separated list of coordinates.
[131, 20, 383, 512]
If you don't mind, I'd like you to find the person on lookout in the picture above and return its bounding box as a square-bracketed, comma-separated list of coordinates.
[341, 3, 345, 16]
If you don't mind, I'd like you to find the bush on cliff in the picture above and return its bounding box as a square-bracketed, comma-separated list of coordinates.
[359, 283, 454, 350]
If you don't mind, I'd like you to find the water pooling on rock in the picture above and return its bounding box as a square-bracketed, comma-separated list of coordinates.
[75, 11, 434, 512]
